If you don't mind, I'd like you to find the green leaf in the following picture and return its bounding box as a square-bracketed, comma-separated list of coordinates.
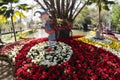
[0, 2, 8, 6]
[108, 1, 115, 4]
[14, 11, 26, 18]
[0, 15, 7, 24]
[87, 1, 92, 5]
[2, 0, 19, 3]
[17, 4, 28, 11]
[12, 15, 17, 22]
[4, 9, 14, 18]
[0, 6, 7, 14]
[103, 5, 109, 10]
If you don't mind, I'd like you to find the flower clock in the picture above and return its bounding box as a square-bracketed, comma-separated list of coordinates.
[5, 36, 120, 80]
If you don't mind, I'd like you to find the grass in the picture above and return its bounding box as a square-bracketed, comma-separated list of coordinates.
[1, 29, 88, 43]
[72, 30, 88, 36]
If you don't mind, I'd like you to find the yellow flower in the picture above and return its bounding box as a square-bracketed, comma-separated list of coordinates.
[76, 36, 120, 51]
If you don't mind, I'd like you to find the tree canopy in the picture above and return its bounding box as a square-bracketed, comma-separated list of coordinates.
[111, 2, 120, 30]
[34, 0, 90, 23]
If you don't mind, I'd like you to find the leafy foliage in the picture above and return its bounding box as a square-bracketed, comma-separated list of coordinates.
[74, 7, 91, 26]
[111, 2, 120, 29]
[0, 15, 7, 24]
[88, 0, 114, 24]
[1, 0, 19, 3]
[34, 0, 90, 23]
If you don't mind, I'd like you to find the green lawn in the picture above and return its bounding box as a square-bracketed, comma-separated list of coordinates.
[72, 30, 88, 36]
[1, 30, 88, 43]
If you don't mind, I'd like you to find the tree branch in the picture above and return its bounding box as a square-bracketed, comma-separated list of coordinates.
[73, 0, 89, 21]
[72, 0, 82, 17]
[68, 0, 77, 21]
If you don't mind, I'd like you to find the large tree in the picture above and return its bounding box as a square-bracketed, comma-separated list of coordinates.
[0, 0, 19, 41]
[111, 2, 120, 33]
[74, 7, 91, 31]
[88, 0, 114, 39]
[34, 0, 90, 38]
[0, 0, 30, 41]
[0, 15, 7, 44]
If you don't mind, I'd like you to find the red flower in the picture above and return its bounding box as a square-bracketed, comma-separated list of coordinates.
[32, 72, 40, 80]
[13, 36, 120, 79]
[101, 73, 109, 79]
[82, 63, 87, 69]
[90, 74, 98, 80]
[17, 78, 25, 80]
[116, 68, 120, 73]
[107, 61, 116, 67]
[16, 68, 23, 76]
[87, 69, 92, 74]
[26, 58, 31, 63]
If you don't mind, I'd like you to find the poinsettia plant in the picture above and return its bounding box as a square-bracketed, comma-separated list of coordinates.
[50, 18, 72, 30]
[12, 36, 120, 80]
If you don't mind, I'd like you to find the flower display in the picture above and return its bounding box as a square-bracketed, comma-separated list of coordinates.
[5, 45, 24, 62]
[12, 36, 120, 80]
[78, 36, 120, 57]
[52, 18, 72, 30]
[26, 41, 73, 67]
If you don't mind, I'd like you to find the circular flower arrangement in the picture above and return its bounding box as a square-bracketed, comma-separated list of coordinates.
[13, 36, 120, 80]
[26, 41, 73, 66]
[87, 36, 113, 44]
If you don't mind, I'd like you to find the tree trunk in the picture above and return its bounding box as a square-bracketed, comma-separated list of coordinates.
[10, 3, 17, 41]
[0, 28, 4, 44]
[83, 23, 88, 32]
[11, 16, 17, 41]
[55, 29, 72, 39]
[95, 0, 104, 39]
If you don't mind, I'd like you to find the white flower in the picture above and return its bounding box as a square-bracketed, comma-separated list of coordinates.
[26, 41, 73, 67]
[5, 45, 24, 62]
[27, 69, 30, 72]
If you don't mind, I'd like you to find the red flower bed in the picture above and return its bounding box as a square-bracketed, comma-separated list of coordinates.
[14, 36, 120, 80]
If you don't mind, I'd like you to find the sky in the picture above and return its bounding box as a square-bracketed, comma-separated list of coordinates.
[18, 0, 36, 4]
[18, 0, 120, 4]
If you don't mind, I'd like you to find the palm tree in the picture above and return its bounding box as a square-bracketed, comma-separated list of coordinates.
[88, 0, 114, 39]
[0, 15, 7, 44]
[0, 0, 30, 41]
[34, 0, 90, 39]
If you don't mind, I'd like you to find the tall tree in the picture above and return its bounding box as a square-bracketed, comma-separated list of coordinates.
[111, 2, 120, 33]
[0, 14, 7, 43]
[0, 0, 19, 41]
[89, 0, 114, 26]
[34, 0, 90, 38]
[88, 0, 114, 39]
[74, 7, 91, 31]
[0, 0, 29, 41]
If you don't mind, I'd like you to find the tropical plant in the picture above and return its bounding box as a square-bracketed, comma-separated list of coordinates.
[34, 0, 90, 38]
[111, 2, 120, 33]
[0, 0, 29, 41]
[88, 0, 114, 39]
[74, 6, 91, 31]
[90, 9, 110, 27]
[0, 14, 7, 43]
